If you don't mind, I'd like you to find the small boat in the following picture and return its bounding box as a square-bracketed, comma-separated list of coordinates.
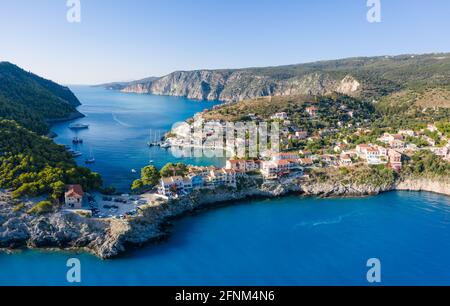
[85, 157, 95, 164]
[71, 151, 83, 157]
[72, 137, 83, 144]
[131, 169, 137, 174]
[160, 142, 171, 149]
[85, 149, 95, 164]
[149, 160, 154, 164]
[69, 123, 89, 130]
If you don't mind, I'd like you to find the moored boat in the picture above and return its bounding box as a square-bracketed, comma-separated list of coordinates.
[72, 137, 83, 144]
[69, 123, 89, 130]
[71, 151, 83, 157]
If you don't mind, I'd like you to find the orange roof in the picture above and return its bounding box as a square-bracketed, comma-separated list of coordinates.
[274, 160, 292, 166]
[366, 148, 379, 153]
[65, 185, 84, 198]
[357, 144, 371, 148]
[299, 158, 313, 164]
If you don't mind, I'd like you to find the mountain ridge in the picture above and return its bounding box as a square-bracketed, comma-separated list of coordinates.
[101, 52, 450, 104]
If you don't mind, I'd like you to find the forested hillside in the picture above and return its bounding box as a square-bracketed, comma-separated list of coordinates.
[0, 62, 82, 134]
[0, 120, 102, 200]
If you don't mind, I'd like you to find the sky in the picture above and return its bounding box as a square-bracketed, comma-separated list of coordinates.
[1, 0, 450, 84]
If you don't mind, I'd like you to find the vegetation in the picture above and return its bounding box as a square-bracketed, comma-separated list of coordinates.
[27, 201, 54, 215]
[131, 165, 161, 191]
[402, 151, 450, 177]
[0, 120, 102, 200]
[160, 163, 188, 178]
[203, 95, 376, 131]
[0, 62, 81, 134]
[310, 164, 397, 188]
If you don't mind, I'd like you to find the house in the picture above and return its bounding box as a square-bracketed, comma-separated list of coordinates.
[261, 161, 278, 179]
[388, 150, 403, 172]
[377, 146, 388, 157]
[334, 144, 347, 153]
[188, 174, 204, 189]
[271, 112, 289, 121]
[288, 131, 308, 141]
[182, 177, 193, 193]
[272, 152, 299, 161]
[399, 129, 416, 137]
[321, 154, 336, 165]
[261, 159, 302, 179]
[356, 144, 386, 164]
[222, 169, 237, 187]
[225, 159, 260, 173]
[379, 133, 404, 145]
[299, 150, 312, 157]
[306, 106, 319, 117]
[295, 131, 308, 140]
[366, 147, 382, 164]
[65, 185, 84, 209]
[160, 176, 185, 196]
[299, 158, 314, 167]
[208, 169, 236, 187]
[356, 144, 371, 157]
[389, 139, 405, 149]
[339, 154, 353, 167]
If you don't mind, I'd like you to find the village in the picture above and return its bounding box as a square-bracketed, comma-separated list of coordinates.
[153, 109, 449, 200]
[61, 108, 449, 217]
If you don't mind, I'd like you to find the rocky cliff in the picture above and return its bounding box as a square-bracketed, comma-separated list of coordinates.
[117, 53, 450, 103]
[395, 177, 450, 196]
[1, 175, 449, 259]
[121, 70, 359, 102]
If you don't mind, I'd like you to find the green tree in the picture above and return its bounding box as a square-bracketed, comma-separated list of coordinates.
[160, 163, 188, 178]
[141, 165, 161, 186]
[131, 179, 144, 191]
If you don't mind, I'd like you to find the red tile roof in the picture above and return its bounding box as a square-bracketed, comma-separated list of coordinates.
[65, 185, 84, 198]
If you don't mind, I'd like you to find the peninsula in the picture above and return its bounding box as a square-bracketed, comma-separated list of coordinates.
[1, 54, 449, 259]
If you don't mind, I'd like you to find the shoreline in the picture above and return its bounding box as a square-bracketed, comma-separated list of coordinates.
[0, 177, 449, 259]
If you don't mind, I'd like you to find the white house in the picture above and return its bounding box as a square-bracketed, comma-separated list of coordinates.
[65, 185, 84, 209]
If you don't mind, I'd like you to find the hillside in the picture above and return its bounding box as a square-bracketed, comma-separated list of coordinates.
[0, 62, 82, 134]
[113, 53, 450, 105]
[0, 120, 102, 200]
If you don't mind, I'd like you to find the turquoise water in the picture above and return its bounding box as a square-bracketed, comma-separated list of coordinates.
[0, 192, 449, 286]
[51, 86, 224, 191]
[1, 87, 449, 286]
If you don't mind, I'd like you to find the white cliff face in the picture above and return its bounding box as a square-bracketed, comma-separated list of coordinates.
[395, 178, 450, 196]
[337, 75, 361, 96]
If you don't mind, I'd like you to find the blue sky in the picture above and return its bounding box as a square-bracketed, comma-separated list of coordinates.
[1, 0, 450, 84]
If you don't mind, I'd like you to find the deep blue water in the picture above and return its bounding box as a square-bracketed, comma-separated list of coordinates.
[0, 192, 449, 286]
[1, 87, 449, 286]
[51, 86, 224, 191]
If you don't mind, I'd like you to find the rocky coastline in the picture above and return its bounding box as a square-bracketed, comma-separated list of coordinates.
[0, 176, 449, 259]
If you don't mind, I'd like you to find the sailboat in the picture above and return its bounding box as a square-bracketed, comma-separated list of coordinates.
[85, 149, 96, 164]
[148, 141, 154, 164]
